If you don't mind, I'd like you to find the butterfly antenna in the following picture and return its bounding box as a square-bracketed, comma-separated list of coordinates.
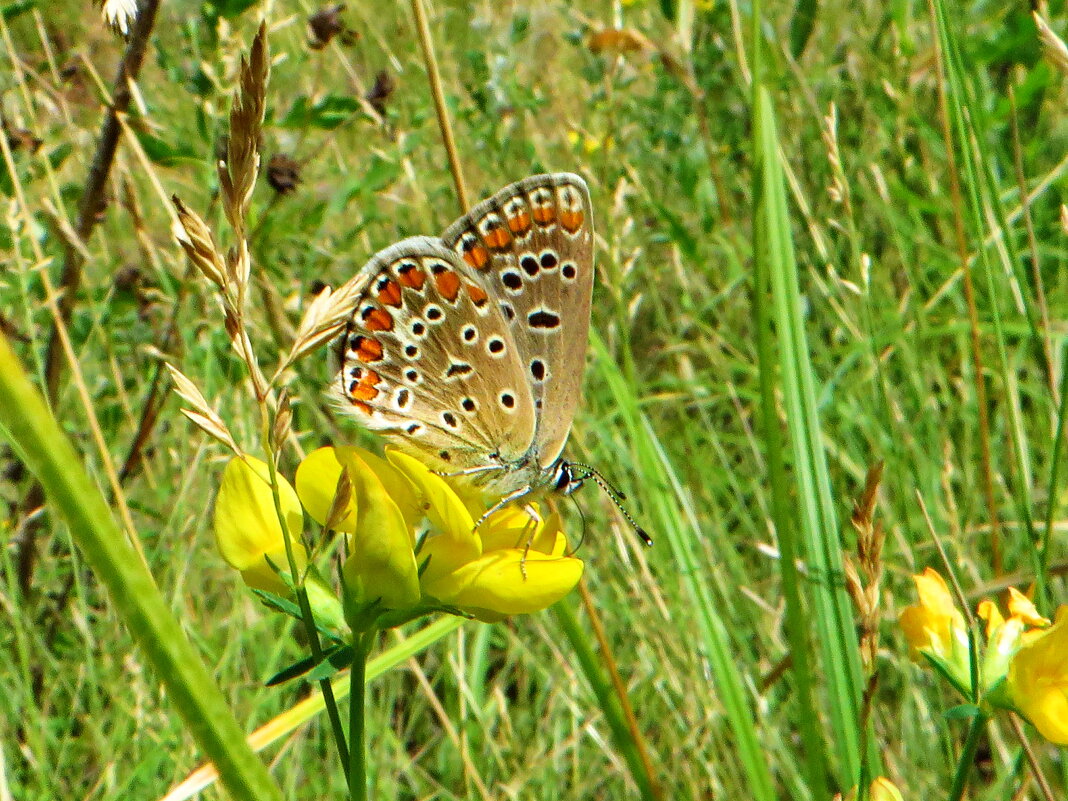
[569, 462, 653, 547]
[568, 495, 589, 555]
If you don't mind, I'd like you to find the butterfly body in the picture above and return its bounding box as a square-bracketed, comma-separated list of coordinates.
[331, 173, 593, 509]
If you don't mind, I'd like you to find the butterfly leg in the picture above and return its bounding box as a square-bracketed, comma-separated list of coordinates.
[518, 503, 542, 580]
[473, 485, 535, 532]
[431, 465, 502, 479]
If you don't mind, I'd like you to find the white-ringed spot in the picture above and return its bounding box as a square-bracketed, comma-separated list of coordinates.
[500, 271, 523, 294]
[404, 368, 421, 384]
[424, 303, 444, 323]
[444, 362, 473, 379]
[404, 343, 420, 360]
[394, 388, 413, 409]
[441, 411, 460, 429]
[486, 337, 506, 358]
[530, 359, 547, 381]
[561, 262, 578, 281]
[501, 303, 516, 322]
[410, 319, 428, 338]
[461, 397, 477, 413]
[538, 250, 559, 270]
[527, 307, 561, 331]
[520, 254, 539, 276]
[499, 391, 516, 411]
[461, 325, 479, 344]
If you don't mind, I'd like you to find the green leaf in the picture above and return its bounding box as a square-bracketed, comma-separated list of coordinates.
[789, 0, 818, 57]
[1, 0, 34, 21]
[279, 95, 362, 130]
[945, 704, 982, 721]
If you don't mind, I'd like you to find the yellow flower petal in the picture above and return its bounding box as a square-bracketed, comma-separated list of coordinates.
[914, 567, 954, 615]
[214, 456, 306, 594]
[385, 449, 481, 581]
[1007, 587, 1050, 628]
[869, 778, 904, 801]
[1007, 612, 1068, 745]
[295, 447, 358, 533]
[339, 450, 420, 610]
[422, 549, 583, 620]
[977, 599, 1004, 637]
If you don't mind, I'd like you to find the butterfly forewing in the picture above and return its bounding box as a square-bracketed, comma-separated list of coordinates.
[441, 173, 594, 469]
[331, 236, 536, 474]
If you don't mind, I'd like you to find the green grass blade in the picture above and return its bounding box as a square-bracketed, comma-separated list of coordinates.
[0, 335, 285, 801]
[752, 85, 866, 787]
[589, 332, 777, 801]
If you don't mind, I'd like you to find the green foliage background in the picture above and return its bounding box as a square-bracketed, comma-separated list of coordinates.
[1, 0, 1066, 798]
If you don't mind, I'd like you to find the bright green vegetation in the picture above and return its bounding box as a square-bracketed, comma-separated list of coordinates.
[2, 1, 1066, 799]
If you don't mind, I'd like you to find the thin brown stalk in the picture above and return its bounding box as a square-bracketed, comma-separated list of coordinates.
[1007, 88, 1055, 403]
[928, 0, 1002, 575]
[409, 0, 469, 213]
[1007, 714, 1056, 801]
[0, 120, 148, 576]
[42, 0, 162, 404]
[577, 579, 663, 801]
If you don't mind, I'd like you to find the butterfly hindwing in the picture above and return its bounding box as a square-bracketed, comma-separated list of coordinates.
[440, 173, 594, 469]
[332, 236, 536, 474]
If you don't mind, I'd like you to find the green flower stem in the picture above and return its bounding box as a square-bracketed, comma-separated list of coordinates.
[947, 710, 989, 801]
[259, 405, 349, 771]
[348, 631, 372, 801]
[554, 598, 658, 800]
[0, 336, 284, 801]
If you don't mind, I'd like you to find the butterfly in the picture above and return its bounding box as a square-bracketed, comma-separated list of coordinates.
[330, 173, 650, 544]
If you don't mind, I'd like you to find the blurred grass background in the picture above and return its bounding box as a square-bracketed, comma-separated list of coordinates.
[2, 0, 1067, 798]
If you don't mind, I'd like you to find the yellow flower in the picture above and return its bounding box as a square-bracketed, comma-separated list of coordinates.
[213, 455, 306, 594]
[1006, 607, 1068, 745]
[387, 450, 584, 623]
[297, 446, 420, 617]
[898, 568, 968, 661]
[295, 446, 584, 625]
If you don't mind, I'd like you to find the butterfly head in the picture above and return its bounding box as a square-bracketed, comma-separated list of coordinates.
[551, 460, 586, 496]
[554, 460, 653, 547]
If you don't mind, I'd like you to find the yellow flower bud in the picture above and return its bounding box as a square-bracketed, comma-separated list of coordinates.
[213, 455, 306, 594]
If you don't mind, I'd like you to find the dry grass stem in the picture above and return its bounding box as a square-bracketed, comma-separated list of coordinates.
[1034, 13, 1068, 75]
[171, 196, 226, 288]
[220, 22, 269, 237]
[165, 363, 242, 456]
[843, 461, 885, 673]
[276, 276, 367, 377]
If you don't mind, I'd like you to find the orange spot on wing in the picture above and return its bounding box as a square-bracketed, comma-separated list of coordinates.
[435, 269, 461, 301]
[559, 209, 584, 233]
[364, 308, 394, 331]
[484, 225, 512, 250]
[532, 205, 556, 225]
[352, 382, 379, 401]
[461, 235, 491, 270]
[397, 264, 425, 290]
[506, 210, 532, 235]
[352, 400, 372, 415]
[354, 336, 384, 362]
[377, 280, 402, 307]
[466, 283, 489, 307]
